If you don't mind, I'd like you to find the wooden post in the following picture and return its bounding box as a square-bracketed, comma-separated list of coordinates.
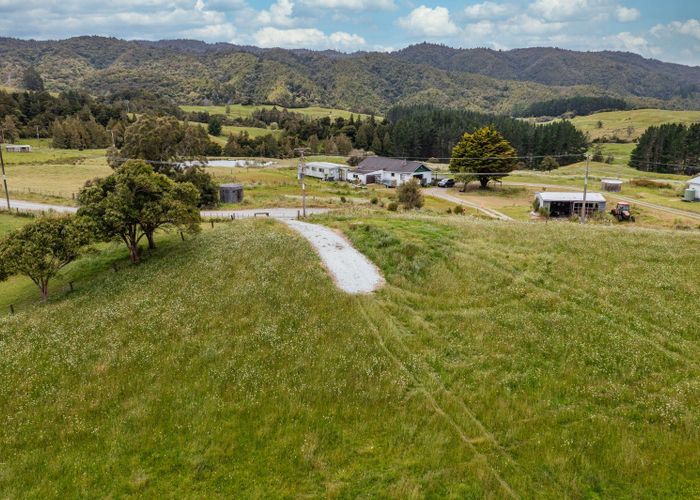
[180, 231, 185, 241]
[9, 304, 14, 315]
[69, 281, 74, 292]
[210, 220, 214, 228]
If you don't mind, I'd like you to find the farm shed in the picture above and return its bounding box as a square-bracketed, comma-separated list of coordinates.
[601, 179, 623, 192]
[302, 162, 349, 181]
[220, 183, 244, 204]
[535, 192, 607, 217]
[5, 144, 32, 153]
[687, 176, 700, 201]
[349, 157, 433, 187]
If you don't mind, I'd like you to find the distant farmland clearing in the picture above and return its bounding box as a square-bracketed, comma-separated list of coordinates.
[566, 108, 700, 142]
[181, 104, 378, 120]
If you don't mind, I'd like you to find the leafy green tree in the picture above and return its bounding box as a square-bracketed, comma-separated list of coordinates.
[207, 117, 222, 136]
[119, 115, 212, 164]
[0, 216, 90, 300]
[1, 115, 19, 143]
[78, 160, 200, 263]
[308, 134, 319, 154]
[397, 179, 424, 209]
[335, 134, 352, 155]
[22, 66, 45, 91]
[591, 145, 605, 162]
[371, 132, 382, 153]
[449, 126, 516, 189]
[539, 156, 559, 171]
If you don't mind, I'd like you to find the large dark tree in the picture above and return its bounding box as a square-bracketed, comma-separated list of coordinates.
[22, 66, 45, 91]
[630, 123, 700, 175]
[385, 105, 587, 167]
[450, 127, 517, 189]
[78, 160, 201, 263]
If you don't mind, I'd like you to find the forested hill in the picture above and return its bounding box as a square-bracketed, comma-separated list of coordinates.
[393, 44, 700, 100]
[1, 36, 699, 114]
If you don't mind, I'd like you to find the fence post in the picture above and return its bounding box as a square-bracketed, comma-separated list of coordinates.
[69, 281, 74, 292]
[180, 231, 185, 241]
[9, 304, 14, 315]
[210, 220, 214, 229]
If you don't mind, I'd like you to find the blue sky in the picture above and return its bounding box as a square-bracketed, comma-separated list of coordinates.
[1, 0, 698, 65]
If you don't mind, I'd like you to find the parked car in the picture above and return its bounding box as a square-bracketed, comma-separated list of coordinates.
[438, 178, 455, 188]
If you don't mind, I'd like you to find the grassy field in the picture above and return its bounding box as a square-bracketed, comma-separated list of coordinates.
[181, 104, 377, 121]
[566, 109, 700, 142]
[1, 214, 699, 496]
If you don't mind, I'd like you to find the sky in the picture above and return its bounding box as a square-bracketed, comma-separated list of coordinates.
[0, 0, 699, 65]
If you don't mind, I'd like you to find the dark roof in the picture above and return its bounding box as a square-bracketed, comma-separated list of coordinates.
[354, 157, 431, 174]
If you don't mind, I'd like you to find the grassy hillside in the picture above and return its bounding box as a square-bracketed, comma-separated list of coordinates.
[569, 109, 700, 142]
[2, 215, 700, 496]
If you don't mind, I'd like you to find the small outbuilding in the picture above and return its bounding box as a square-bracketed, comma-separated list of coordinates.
[302, 161, 349, 181]
[534, 192, 607, 217]
[5, 144, 32, 153]
[686, 176, 700, 201]
[601, 179, 623, 192]
[219, 183, 244, 204]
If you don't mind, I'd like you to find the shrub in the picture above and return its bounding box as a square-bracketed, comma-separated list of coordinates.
[370, 197, 379, 205]
[629, 178, 673, 189]
[387, 202, 398, 212]
[454, 205, 464, 215]
[340, 196, 347, 203]
[397, 179, 424, 210]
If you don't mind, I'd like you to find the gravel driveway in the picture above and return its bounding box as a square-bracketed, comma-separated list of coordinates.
[282, 219, 384, 294]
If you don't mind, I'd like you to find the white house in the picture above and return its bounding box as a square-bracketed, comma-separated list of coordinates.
[301, 161, 349, 181]
[534, 192, 607, 217]
[348, 157, 433, 187]
[688, 176, 700, 201]
[5, 144, 32, 153]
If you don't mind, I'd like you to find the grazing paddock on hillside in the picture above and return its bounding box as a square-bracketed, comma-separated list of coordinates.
[1, 216, 699, 496]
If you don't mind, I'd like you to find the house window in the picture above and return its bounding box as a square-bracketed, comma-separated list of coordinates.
[391, 173, 395, 177]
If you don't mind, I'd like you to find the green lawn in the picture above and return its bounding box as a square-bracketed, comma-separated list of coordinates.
[2, 138, 106, 165]
[1, 216, 699, 496]
[0, 212, 32, 236]
[567, 109, 700, 142]
[181, 104, 377, 121]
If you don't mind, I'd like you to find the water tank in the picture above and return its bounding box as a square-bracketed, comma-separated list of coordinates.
[601, 179, 623, 192]
[683, 189, 696, 202]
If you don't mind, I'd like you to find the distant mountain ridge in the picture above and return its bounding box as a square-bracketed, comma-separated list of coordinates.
[1, 37, 698, 114]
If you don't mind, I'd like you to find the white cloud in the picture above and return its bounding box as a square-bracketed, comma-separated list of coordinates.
[183, 23, 238, 41]
[613, 31, 649, 52]
[299, 0, 395, 10]
[464, 2, 509, 19]
[465, 20, 495, 37]
[615, 6, 639, 22]
[253, 26, 365, 50]
[652, 19, 700, 40]
[529, 0, 589, 21]
[398, 5, 459, 37]
[504, 13, 566, 34]
[257, 0, 295, 26]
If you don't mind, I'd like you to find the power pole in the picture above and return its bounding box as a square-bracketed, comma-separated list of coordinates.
[295, 147, 310, 218]
[0, 145, 10, 210]
[35, 125, 39, 140]
[579, 153, 590, 224]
